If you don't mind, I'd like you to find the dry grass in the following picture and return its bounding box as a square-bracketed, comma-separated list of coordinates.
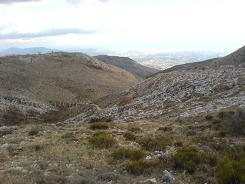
[1, 113, 244, 184]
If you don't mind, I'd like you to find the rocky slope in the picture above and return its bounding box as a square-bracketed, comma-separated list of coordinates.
[95, 55, 159, 79]
[70, 46, 245, 123]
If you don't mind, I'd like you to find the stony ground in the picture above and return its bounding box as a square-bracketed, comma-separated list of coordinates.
[69, 65, 245, 123]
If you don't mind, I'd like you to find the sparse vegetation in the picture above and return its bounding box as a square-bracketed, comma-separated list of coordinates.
[112, 147, 145, 161]
[89, 131, 116, 148]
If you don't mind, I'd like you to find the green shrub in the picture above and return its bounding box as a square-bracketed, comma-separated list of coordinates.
[125, 160, 157, 175]
[2, 106, 25, 126]
[173, 147, 201, 174]
[158, 125, 172, 132]
[200, 151, 217, 166]
[218, 111, 226, 119]
[174, 141, 183, 147]
[212, 119, 222, 125]
[216, 157, 245, 184]
[123, 131, 137, 141]
[90, 122, 109, 130]
[28, 127, 40, 136]
[112, 147, 145, 161]
[138, 135, 171, 151]
[193, 133, 215, 144]
[206, 114, 213, 121]
[89, 131, 116, 148]
[217, 109, 245, 136]
[210, 108, 245, 136]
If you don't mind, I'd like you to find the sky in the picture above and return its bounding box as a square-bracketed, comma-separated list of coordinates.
[0, 0, 245, 52]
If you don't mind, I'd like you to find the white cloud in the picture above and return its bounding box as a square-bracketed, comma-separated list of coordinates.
[0, 28, 94, 39]
[0, 0, 244, 51]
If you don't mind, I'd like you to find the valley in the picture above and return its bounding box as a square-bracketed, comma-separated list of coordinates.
[0, 46, 244, 184]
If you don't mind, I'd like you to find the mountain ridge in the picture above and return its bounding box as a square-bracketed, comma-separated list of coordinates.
[95, 55, 159, 79]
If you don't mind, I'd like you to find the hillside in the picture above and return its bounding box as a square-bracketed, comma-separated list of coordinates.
[95, 55, 159, 79]
[71, 46, 245, 123]
[0, 52, 139, 123]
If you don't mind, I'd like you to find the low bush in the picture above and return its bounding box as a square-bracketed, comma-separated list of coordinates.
[2, 106, 25, 126]
[174, 141, 183, 147]
[112, 147, 145, 161]
[173, 147, 201, 174]
[209, 108, 245, 136]
[125, 160, 157, 175]
[89, 116, 112, 123]
[28, 127, 40, 136]
[90, 122, 109, 130]
[205, 114, 213, 121]
[138, 135, 171, 151]
[216, 157, 245, 184]
[123, 131, 137, 141]
[89, 131, 116, 148]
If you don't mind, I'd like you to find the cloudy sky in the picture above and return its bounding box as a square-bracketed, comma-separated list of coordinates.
[0, 0, 244, 52]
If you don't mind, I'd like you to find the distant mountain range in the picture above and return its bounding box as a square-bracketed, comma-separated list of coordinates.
[0, 47, 59, 56]
[0, 47, 228, 70]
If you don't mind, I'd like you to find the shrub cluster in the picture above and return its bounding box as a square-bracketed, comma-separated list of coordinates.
[217, 157, 245, 184]
[28, 127, 40, 136]
[205, 114, 213, 121]
[138, 135, 171, 151]
[123, 131, 137, 141]
[112, 147, 145, 161]
[207, 108, 245, 136]
[89, 131, 116, 148]
[173, 147, 201, 174]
